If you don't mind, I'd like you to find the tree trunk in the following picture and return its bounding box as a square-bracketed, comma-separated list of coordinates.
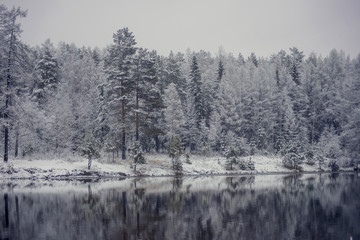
[155, 135, 160, 153]
[88, 157, 92, 170]
[4, 55, 11, 162]
[135, 82, 139, 142]
[4, 54, 11, 163]
[4, 127, 9, 163]
[15, 122, 19, 158]
[121, 83, 126, 160]
[4, 21, 15, 163]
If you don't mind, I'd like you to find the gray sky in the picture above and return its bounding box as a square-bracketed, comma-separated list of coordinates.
[3, 0, 360, 58]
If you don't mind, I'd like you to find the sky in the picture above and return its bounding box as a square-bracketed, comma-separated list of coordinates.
[2, 0, 360, 58]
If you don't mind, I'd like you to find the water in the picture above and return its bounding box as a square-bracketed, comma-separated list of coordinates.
[1, 173, 359, 240]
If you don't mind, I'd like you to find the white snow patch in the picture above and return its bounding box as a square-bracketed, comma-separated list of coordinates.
[0, 153, 339, 180]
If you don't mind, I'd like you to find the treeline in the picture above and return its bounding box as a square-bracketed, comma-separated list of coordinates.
[1, 5, 359, 167]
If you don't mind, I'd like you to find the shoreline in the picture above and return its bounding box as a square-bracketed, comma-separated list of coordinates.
[0, 154, 355, 180]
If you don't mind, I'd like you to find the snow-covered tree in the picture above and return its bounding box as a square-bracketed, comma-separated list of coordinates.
[248, 52, 258, 67]
[0, 5, 27, 162]
[167, 135, 183, 174]
[80, 133, 100, 170]
[104, 27, 137, 160]
[343, 53, 360, 162]
[184, 56, 205, 151]
[289, 47, 304, 85]
[164, 83, 185, 139]
[33, 39, 59, 105]
[187, 55, 204, 128]
[164, 51, 187, 104]
[130, 141, 145, 164]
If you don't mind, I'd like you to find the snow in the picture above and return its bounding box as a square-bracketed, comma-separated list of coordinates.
[0, 153, 339, 180]
[0, 172, 342, 196]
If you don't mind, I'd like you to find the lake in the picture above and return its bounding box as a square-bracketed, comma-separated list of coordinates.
[1, 173, 359, 240]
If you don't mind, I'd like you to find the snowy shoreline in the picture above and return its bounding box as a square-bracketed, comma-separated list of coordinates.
[0, 154, 352, 180]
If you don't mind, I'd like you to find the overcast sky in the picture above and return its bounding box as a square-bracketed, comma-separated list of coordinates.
[3, 0, 360, 58]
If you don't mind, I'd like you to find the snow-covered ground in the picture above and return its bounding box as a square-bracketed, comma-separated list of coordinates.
[0, 153, 341, 180]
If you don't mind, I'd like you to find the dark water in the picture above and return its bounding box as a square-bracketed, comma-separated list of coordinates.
[1, 173, 359, 240]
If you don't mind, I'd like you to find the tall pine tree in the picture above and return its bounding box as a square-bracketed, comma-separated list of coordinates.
[0, 5, 27, 162]
[104, 28, 137, 160]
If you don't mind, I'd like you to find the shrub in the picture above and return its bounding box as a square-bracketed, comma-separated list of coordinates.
[22, 144, 34, 157]
[167, 136, 183, 174]
[281, 142, 304, 170]
[131, 141, 146, 164]
[247, 157, 255, 170]
[328, 160, 339, 172]
[225, 147, 237, 170]
[80, 133, 100, 170]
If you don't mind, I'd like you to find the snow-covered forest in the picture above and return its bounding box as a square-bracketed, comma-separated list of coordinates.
[1, 5, 360, 169]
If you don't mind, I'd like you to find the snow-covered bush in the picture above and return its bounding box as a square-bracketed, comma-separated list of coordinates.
[247, 157, 255, 170]
[22, 144, 34, 157]
[314, 154, 325, 170]
[80, 133, 100, 170]
[313, 127, 343, 170]
[225, 147, 237, 170]
[281, 141, 304, 170]
[318, 127, 343, 159]
[167, 136, 183, 174]
[103, 131, 121, 162]
[199, 141, 211, 156]
[304, 145, 315, 165]
[130, 141, 146, 164]
[185, 153, 191, 164]
[328, 160, 339, 172]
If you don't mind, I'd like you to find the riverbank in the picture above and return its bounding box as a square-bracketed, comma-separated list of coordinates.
[0, 154, 348, 180]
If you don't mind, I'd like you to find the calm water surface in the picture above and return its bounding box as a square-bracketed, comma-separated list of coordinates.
[1, 173, 359, 240]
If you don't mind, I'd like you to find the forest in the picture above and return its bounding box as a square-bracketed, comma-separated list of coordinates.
[1, 5, 359, 169]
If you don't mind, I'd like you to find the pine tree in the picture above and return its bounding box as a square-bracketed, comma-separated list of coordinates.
[33, 39, 59, 105]
[217, 60, 225, 82]
[0, 5, 27, 162]
[342, 53, 360, 162]
[164, 83, 185, 139]
[164, 51, 187, 104]
[133, 49, 164, 152]
[167, 135, 183, 174]
[289, 47, 304, 85]
[249, 52, 258, 67]
[80, 133, 100, 170]
[131, 141, 146, 164]
[184, 56, 205, 151]
[237, 53, 245, 65]
[188, 56, 204, 128]
[104, 27, 137, 160]
[133, 48, 153, 141]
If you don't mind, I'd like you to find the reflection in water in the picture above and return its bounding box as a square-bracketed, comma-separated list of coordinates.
[0, 173, 359, 240]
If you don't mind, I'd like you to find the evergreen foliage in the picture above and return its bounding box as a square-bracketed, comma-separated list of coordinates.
[33, 39, 59, 105]
[0, 5, 359, 169]
[167, 136, 183, 174]
[80, 133, 100, 170]
[131, 141, 146, 164]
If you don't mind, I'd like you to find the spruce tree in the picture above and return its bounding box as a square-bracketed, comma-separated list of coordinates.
[217, 60, 225, 82]
[249, 52, 258, 67]
[33, 39, 59, 105]
[164, 83, 185, 139]
[289, 47, 304, 85]
[188, 56, 204, 128]
[185, 56, 205, 151]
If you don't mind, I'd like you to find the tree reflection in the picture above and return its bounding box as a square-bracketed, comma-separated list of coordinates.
[0, 174, 359, 240]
